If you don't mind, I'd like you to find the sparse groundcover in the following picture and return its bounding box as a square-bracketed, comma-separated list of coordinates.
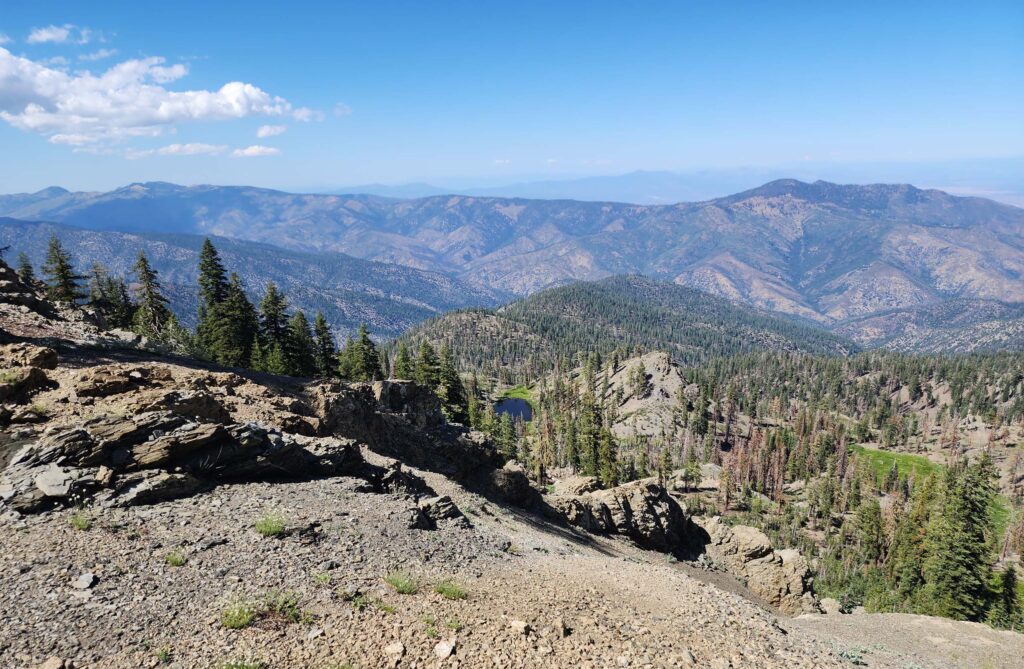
[220, 592, 313, 629]
[220, 599, 258, 630]
[220, 660, 267, 669]
[254, 512, 286, 537]
[434, 579, 468, 600]
[165, 551, 187, 567]
[68, 510, 92, 531]
[384, 571, 419, 594]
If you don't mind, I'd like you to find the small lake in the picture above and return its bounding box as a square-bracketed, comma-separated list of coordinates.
[494, 397, 533, 422]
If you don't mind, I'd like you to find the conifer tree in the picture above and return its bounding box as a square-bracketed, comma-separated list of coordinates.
[415, 341, 441, 389]
[16, 252, 34, 284]
[393, 342, 415, 379]
[41, 234, 84, 304]
[284, 310, 317, 377]
[196, 238, 229, 353]
[208, 273, 259, 367]
[259, 282, 289, 348]
[131, 251, 172, 338]
[312, 312, 337, 378]
[353, 323, 383, 381]
[987, 566, 1021, 630]
[597, 428, 619, 488]
[922, 455, 997, 620]
[86, 262, 134, 329]
[337, 335, 356, 380]
[437, 343, 468, 423]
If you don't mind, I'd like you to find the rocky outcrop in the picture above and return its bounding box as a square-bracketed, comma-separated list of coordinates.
[0, 343, 58, 370]
[0, 411, 363, 513]
[548, 477, 699, 555]
[694, 516, 819, 615]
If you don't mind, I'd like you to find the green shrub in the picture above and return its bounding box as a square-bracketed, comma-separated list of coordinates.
[434, 579, 467, 600]
[69, 511, 92, 531]
[221, 600, 257, 629]
[384, 571, 419, 595]
[254, 513, 286, 537]
[165, 551, 187, 567]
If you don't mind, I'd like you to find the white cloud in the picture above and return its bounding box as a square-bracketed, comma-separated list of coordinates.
[79, 48, 118, 62]
[256, 124, 287, 138]
[333, 102, 352, 117]
[126, 142, 228, 159]
[0, 47, 310, 149]
[232, 144, 280, 157]
[292, 107, 323, 122]
[0, 34, 11, 45]
[27, 24, 93, 45]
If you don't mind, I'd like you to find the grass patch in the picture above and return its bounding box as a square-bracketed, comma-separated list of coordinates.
[350, 594, 395, 614]
[434, 579, 467, 600]
[445, 618, 464, 632]
[69, 511, 92, 531]
[254, 513, 286, 538]
[154, 648, 172, 664]
[850, 445, 939, 484]
[165, 551, 186, 567]
[384, 571, 419, 595]
[264, 591, 313, 624]
[313, 571, 332, 585]
[221, 600, 258, 629]
[500, 385, 532, 401]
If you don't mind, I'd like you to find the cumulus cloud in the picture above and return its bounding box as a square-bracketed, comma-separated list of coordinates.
[0, 47, 310, 150]
[256, 124, 287, 138]
[0, 34, 11, 45]
[27, 24, 93, 45]
[79, 48, 118, 62]
[232, 144, 280, 157]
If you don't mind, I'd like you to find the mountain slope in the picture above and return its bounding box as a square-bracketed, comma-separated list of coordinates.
[395, 275, 856, 382]
[3, 179, 1024, 350]
[0, 218, 505, 338]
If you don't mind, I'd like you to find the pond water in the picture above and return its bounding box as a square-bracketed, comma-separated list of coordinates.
[494, 397, 533, 422]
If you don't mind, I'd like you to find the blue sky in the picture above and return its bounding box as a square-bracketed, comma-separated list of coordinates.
[0, 1, 1022, 196]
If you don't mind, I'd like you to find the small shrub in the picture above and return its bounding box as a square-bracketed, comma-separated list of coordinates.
[313, 571, 332, 585]
[434, 579, 467, 600]
[254, 513, 286, 537]
[69, 511, 91, 531]
[155, 648, 172, 664]
[221, 600, 257, 629]
[384, 571, 419, 595]
[445, 618, 464, 632]
[165, 551, 187, 567]
[264, 591, 312, 624]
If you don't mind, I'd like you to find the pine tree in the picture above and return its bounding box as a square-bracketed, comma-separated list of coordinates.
[208, 273, 259, 367]
[437, 343, 468, 423]
[922, 455, 997, 620]
[393, 342, 415, 379]
[259, 282, 289, 348]
[15, 252, 34, 284]
[41, 234, 84, 304]
[196, 238, 230, 354]
[597, 428, 619, 488]
[131, 251, 172, 338]
[353, 323, 383, 381]
[284, 310, 317, 377]
[987, 566, 1021, 630]
[415, 341, 441, 389]
[312, 312, 337, 378]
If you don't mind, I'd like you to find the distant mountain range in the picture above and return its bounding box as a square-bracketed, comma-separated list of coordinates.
[2, 178, 1023, 352]
[0, 218, 505, 338]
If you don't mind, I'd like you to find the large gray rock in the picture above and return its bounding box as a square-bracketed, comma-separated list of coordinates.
[694, 516, 819, 615]
[549, 478, 696, 554]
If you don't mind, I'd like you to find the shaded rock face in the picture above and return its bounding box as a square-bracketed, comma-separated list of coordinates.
[0, 343, 58, 370]
[694, 516, 819, 615]
[548, 478, 699, 555]
[0, 411, 363, 513]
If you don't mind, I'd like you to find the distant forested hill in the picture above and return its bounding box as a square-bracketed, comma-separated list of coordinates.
[394, 275, 856, 382]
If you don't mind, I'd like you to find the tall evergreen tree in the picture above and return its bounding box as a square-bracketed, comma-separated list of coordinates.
[393, 342, 415, 379]
[41, 234, 84, 304]
[258, 282, 289, 348]
[15, 252, 35, 284]
[312, 312, 337, 378]
[284, 310, 317, 377]
[415, 341, 441, 389]
[987, 566, 1021, 630]
[86, 262, 135, 329]
[131, 251, 173, 338]
[437, 343, 468, 423]
[196, 238, 230, 353]
[208, 273, 259, 367]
